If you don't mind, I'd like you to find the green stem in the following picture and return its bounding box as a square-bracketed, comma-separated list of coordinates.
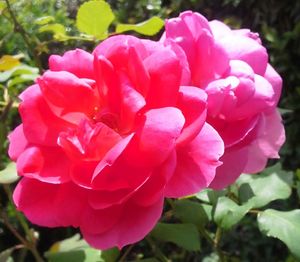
[118, 244, 134, 262]
[214, 227, 225, 262]
[3, 185, 44, 262]
[146, 237, 169, 262]
[199, 227, 226, 262]
[248, 209, 261, 214]
[4, 0, 43, 72]
[166, 198, 175, 209]
[1, 211, 28, 247]
[199, 228, 214, 246]
[0, 98, 13, 122]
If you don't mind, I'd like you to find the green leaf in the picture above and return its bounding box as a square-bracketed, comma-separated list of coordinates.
[174, 199, 210, 229]
[202, 204, 213, 221]
[46, 249, 100, 262]
[116, 16, 164, 36]
[0, 2, 6, 15]
[0, 65, 39, 82]
[202, 252, 219, 262]
[39, 23, 66, 35]
[195, 189, 226, 206]
[101, 248, 120, 262]
[297, 181, 300, 199]
[45, 234, 119, 262]
[0, 55, 20, 71]
[214, 197, 251, 230]
[258, 209, 300, 259]
[0, 247, 15, 262]
[35, 16, 55, 25]
[0, 162, 19, 184]
[129, 259, 159, 262]
[76, 0, 115, 39]
[237, 164, 293, 208]
[8, 74, 39, 87]
[150, 223, 200, 251]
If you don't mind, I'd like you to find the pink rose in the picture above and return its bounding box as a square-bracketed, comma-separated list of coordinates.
[163, 11, 285, 189]
[9, 35, 224, 249]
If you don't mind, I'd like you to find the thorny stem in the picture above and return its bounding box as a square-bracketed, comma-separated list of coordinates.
[3, 185, 45, 262]
[4, 0, 43, 73]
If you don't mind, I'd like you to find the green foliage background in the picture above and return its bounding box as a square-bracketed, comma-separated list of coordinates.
[0, 0, 300, 261]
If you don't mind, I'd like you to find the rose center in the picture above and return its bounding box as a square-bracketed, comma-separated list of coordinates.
[92, 107, 119, 132]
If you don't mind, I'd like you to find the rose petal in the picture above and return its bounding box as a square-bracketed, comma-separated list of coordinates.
[81, 197, 164, 249]
[93, 55, 121, 113]
[218, 35, 268, 75]
[133, 151, 177, 206]
[144, 49, 181, 108]
[17, 146, 71, 183]
[19, 85, 73, 146]
[208, 116, 259, 147]
[13, 178, 86, 227]
[209, 146, 249, 190]
[49, 49, 94, 79]
[176, 86, 207, 146]
[231, 74, 275, 119]
[264, 64, 282, 105]
[88, 188, 133, 209]
[119, 81, 146, 133]
[165, 123, 224, 197]
[244, 110, 285, 173]
[8, 124, 29, 161]
[80, 204, 123, 235]
[209, 20, 231, 38]
[38, 71, 98, 115]
[124, 107, 185, 168]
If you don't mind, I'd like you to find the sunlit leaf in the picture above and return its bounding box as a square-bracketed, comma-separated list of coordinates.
[297, 181, 300, 199]
[129, 259, 159, 262]
[214, 197, 251, 230]
[35, 16, 55, 25]
[0, 162, 19, 184]
[0, 247, 15, 262]
[151, 223, 200, 251]
[237, 164, 293, 208]
[39, 23, 66, 35]
[45, 234, 119, 262]
[258, 209, 300, 259]
[8, 74, 39, 87]
[116, 16, 164, 36]
[195, 189, 226, 206]
[0, 55, 20, 71]
[174, 199, 210, 229]
[0, 2, 6, 15]
[0, 65, 39, 82]
[76, 0, 115, 39]
[202, 252, 219, 262]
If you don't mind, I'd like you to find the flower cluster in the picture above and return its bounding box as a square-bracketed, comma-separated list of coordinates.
[8, 11, 285, 249]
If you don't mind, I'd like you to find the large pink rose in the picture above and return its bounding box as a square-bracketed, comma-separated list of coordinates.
[8, 35, 224, 249]
[163, 11, 285, 189]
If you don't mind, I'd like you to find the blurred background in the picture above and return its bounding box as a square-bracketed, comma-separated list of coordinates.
[0, 0, 300, 261]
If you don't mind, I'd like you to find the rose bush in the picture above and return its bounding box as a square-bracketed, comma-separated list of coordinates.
[8, 35, 224, 249]
[162, 11, 285, 189]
